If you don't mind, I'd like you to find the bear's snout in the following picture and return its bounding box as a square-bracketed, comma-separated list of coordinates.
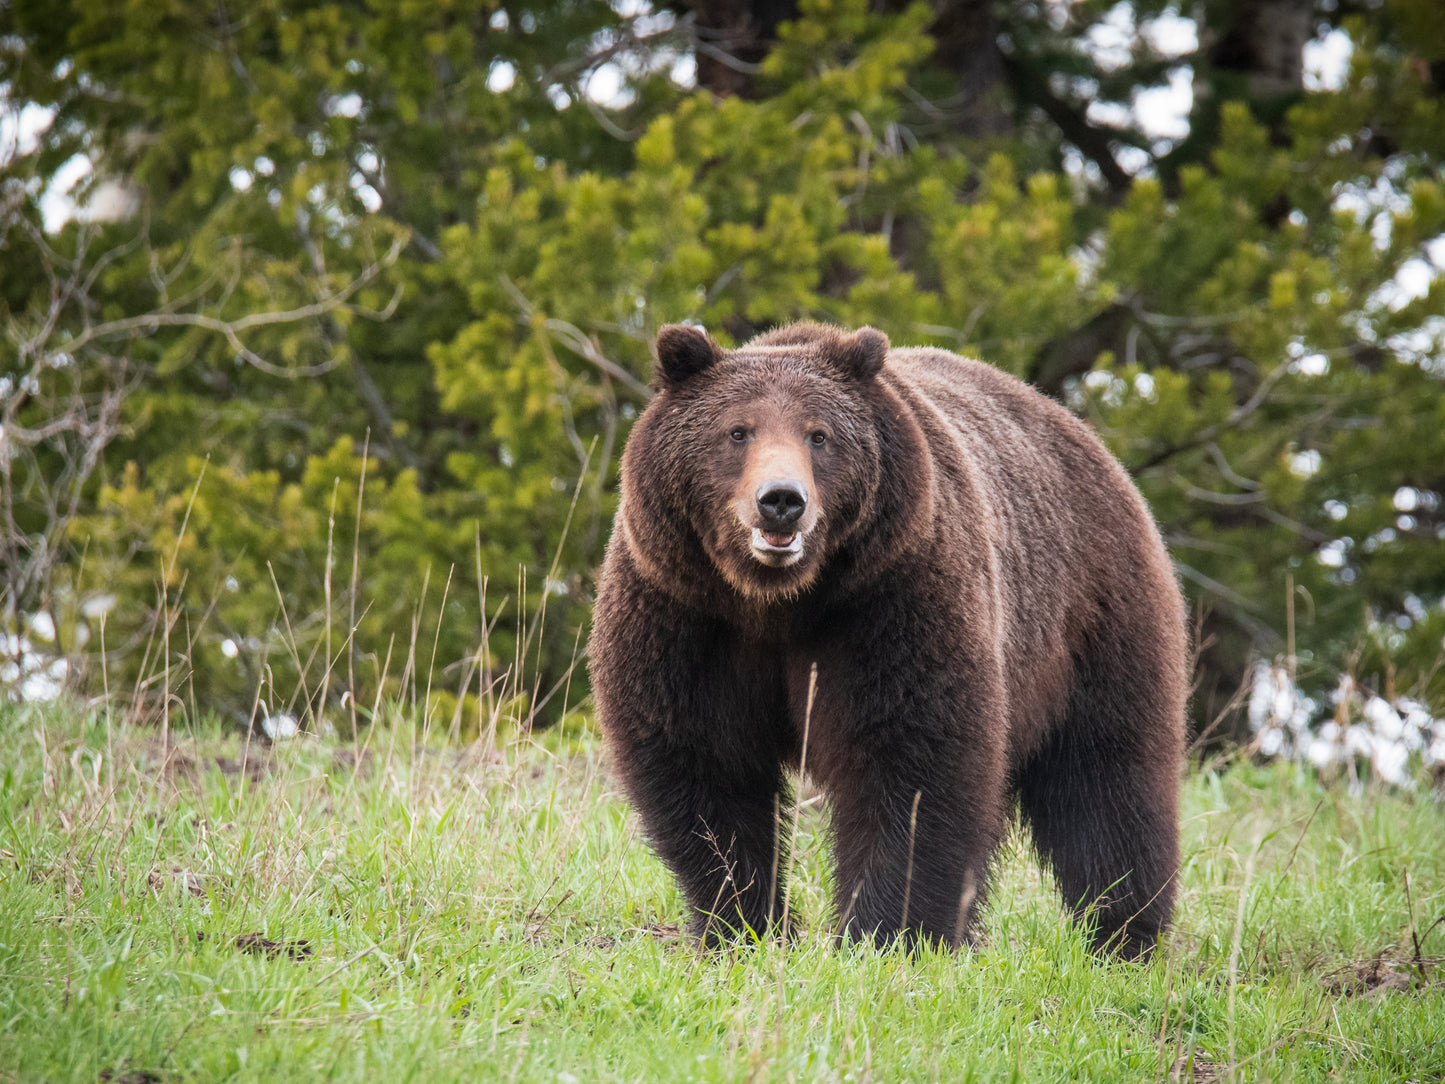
[756, 480, 808, 530]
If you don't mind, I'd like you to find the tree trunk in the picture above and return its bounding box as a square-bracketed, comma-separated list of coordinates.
[675, 0, 1013, 137]
[671, 0, 798, 98]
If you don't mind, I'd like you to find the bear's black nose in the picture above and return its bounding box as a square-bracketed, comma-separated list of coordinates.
[756, 480, 807, 528]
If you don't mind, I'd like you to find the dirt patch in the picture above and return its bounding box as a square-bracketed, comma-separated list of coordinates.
[233, 932, 313, 960]
[647, 920, 685, 943]
[99, 1070, 165, 1084]
[210, 752, 273, 779]
[156, 741, 272, 784]
[1323, 953, 1444, 996]
[1170, 1054, 1224, 1083]
[196, 930, 313, 961]
[147, 866, 208, 899]
[330, 746, 374, 774]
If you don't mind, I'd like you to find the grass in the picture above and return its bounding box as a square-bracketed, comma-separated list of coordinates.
[1, 699, 1443, 1083]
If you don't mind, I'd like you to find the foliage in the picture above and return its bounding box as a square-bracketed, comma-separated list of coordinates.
[2, 0, 1444, 727]
[1, 700, 1443, 1081]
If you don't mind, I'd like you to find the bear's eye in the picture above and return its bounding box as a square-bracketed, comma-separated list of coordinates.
[729, 427, 748, 443]
[808, 431, 828, 447]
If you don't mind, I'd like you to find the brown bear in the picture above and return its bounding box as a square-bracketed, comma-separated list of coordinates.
[588, 322, 1187, 958]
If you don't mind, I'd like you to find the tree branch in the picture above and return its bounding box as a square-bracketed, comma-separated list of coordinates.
[499, 276, 654, 401]
[1001, 52, 1133, 199]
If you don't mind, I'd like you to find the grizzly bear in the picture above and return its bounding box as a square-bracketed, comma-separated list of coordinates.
[588, 322, 1187, 959]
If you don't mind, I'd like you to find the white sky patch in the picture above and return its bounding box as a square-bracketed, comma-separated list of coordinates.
[585, 62, 634, 108]
[1370, 212, 1393, 252]
[1364, 526, 1397, 554]
[81, 179, 137, 222]
[1334, 175, 1444, 318]
[1289, 449, 1322, 478]
[1134, 67, 1192, 140]
[350, 168, 382, 210]
[487, 60, 516, 94]
[1080, 5, 1195, 70]
[1069, 232, 1106, 287]
[1085, 99, 1132, 129]
[1317, 538, 1350, 567]
[670, 53, 697, 89]
[633, 9, 676, 36]
[1304, 29, 1352, 92]
[1139, 11, 1197, 58]
[1372, 238, 1445, 314]
[1333, 176, 1411, 232]
[230, 166, 253, 192]
[1115, 144, 1151, 176]
[0, 99, 56, 164]
[326, 92, 364, 118]
[1061, 145, 1099, 186]
[1062, 8, 1197, 154]
[1290, 352, 1329, 376]
[1393, 258, 1436, 306]
[40, 152, 92, 232]
[1083, 3, 1137, 72]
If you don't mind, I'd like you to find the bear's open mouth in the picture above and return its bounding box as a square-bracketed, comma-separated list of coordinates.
[750, 527, 803, 563]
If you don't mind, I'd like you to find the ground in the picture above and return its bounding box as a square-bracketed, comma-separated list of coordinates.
[1, 700, 1442, 1083]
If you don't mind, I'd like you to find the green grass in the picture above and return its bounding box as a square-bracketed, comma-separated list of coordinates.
[2, 700, 1443, 1083]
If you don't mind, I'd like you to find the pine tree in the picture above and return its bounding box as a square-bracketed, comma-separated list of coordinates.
[2, 0, 1441, 732]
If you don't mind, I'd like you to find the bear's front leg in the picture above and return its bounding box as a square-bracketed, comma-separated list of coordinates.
[590, 565, 797, 946]
[826, 741, 1007, 949]
[803, 604, 1010, 949]
[612, 729, 795, 945]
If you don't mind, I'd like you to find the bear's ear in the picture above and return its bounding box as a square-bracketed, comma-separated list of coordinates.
[835, 326, 889, 382]
[654, 324, 719, 388]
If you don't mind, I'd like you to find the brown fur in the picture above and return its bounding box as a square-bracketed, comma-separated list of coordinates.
[589, 323, 1188, 958]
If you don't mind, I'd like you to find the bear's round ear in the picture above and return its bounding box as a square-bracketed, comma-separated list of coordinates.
[654, 324, 719, 388]
[837, 327, 889, 382]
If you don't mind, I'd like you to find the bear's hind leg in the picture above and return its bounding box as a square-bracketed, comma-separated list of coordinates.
[1016, 650, 1184, 959]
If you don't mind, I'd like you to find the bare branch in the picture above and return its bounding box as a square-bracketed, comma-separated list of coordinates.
[499, 275, 654, 401]
[0, 198, 408, 689]
[41, 234, 406, 378]
[1131, 361, 1294, 474]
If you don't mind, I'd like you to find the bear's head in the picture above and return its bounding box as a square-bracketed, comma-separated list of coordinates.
[620, 323, 905, 605]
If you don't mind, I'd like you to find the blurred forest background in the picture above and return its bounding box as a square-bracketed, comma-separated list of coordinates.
[2, 0, 1443, 752]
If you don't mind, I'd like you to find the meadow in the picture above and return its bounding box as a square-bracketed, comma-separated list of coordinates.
[1, 699, 1442, 1083]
